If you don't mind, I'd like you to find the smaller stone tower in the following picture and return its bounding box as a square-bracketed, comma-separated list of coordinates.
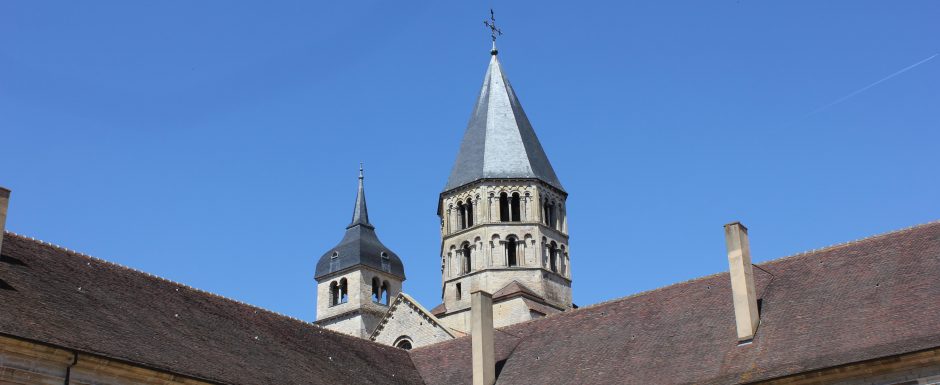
[315, 166, 405, 338]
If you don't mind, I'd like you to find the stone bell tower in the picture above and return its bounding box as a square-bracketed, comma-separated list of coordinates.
[433, 44, 571, 332]
[315, 166, 405, 338]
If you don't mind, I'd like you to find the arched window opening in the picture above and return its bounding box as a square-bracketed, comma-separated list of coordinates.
[542, 201, 550, 225]
[499, 192, 510, 222]
[560, 245, 568, 276]
[549, 242, 558, 273]
[511, 193, 521, 222]
[455, 282, 462, 300]
[547, 202, 556, 229]
[457, 202, 466, 230]
[339, 278, 349, 304]
[506, 237, 518, 267]
[381, 280, 390, 305]
[371, 277, 380, 302]
[466, 199, 474, 227]
[394, 337, 414, 350]
[329, 281, 339, 306]
[462, 243, 472, 274]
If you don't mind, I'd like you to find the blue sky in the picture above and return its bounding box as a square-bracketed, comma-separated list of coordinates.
[2, 1, 938, 321]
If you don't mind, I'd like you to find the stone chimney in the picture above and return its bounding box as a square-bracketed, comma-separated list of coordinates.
[724, 222, 759, 342]
[471, 290, 495, 385]
[0, 187, 9, 255]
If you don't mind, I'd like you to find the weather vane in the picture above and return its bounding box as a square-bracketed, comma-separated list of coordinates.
[483, 9, 502, 54]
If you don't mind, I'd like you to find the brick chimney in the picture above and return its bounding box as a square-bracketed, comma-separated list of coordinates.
[724, 222, 759, 342]
[471, 290, 495, 385]
[0, 187, 9, 255]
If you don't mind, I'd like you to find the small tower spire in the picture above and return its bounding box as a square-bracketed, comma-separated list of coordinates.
[484, 8, 502, 55]
[349, 163, 371, 228]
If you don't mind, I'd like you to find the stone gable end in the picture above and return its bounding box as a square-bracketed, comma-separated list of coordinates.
[371, 294, 455, 349]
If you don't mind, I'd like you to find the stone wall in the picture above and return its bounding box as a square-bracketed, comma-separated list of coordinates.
[438, 179, 572, 325]
[371, 294, 454, 349]
[316, 268, 402, 338]
[0, 335, 208, 385]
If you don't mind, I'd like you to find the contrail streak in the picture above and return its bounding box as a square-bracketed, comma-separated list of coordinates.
[808, 53, 937, 115]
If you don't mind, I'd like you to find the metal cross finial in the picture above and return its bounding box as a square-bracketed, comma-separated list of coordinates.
[483, 8, 502, 54]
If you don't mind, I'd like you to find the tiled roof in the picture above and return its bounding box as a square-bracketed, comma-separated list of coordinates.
[410, 221, 940, 384]
[0, 233, 423, 385]
[4, 221, 939, 384]
[492, 280, 542, 301]
[429, 303, 446, 316]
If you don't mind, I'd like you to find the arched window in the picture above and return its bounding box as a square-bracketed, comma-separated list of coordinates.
[543, 200, 551, 226]
[381, 280, 390, 305]
[546, 201, 556, 229]
[506, 236, 518, 267]
[466, 199, 474, 227]
[462, 243, 472, 274]
[329, 281, 339, 306]
[455, 282, 462, 300]
[457, 202, 466, 230]
[511, 193, 521, 222]
[394, 336, 414, 350]
[371, 277, 380, 302]
[560, 245, 567, 276]
[499, 192, 510, 222]
[339, 278, 349, 304]
[549, 242, 558, 273]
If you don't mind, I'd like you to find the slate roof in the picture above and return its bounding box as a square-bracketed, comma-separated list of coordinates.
[410, 221, 940, 384]
[0, 233, 423, 385]
[315, 168, 405, 280]
[444, 52, 564, 192]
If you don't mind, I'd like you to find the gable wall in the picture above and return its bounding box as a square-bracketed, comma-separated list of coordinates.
[372, 297, 454, 349]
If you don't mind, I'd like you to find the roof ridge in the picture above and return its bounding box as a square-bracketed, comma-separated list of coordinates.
[773, 219, 940, 260]
[2, 231, 318, 327]
[417, 219, 940, 339]
[556, 219, 940, 317]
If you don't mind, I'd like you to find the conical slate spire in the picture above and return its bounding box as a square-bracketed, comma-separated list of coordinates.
[444, 53, 564, 192]
[348, 163, 372, 229]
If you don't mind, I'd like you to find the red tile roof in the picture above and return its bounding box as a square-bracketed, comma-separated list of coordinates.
[3, 221, 939, 384]
[0, 233, 424, 385]
[409, 221, 940, 384]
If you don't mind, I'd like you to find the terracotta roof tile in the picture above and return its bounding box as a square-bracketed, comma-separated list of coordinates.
[0, 233, 424, 385]
[410, 221, 940, 384]
[492, 280, 541, 300]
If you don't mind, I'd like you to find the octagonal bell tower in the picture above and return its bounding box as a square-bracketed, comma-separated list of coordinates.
[433, 46, 571, 333]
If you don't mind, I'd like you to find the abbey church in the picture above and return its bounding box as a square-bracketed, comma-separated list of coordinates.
[2, 26, 940, 385]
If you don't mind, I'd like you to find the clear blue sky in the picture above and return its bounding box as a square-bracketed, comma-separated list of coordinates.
[2, 1, 938, 321]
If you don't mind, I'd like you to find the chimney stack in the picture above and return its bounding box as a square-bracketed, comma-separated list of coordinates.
[724, 222, 760, 342]
[471, 290, 495, 385]
[0, 187, 9, 255]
